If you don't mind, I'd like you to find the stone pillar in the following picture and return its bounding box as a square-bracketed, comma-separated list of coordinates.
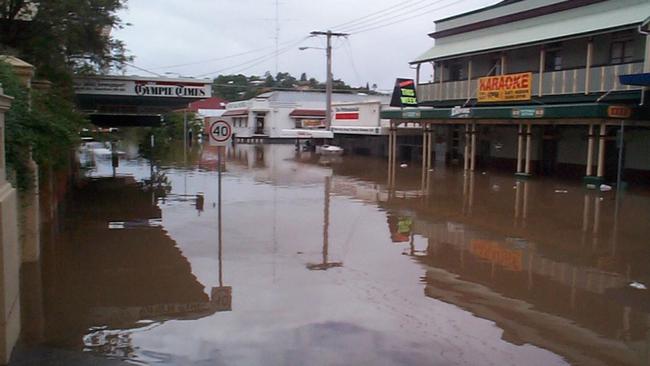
[20, 150, 40, 263]
[0, 86, 21, 364]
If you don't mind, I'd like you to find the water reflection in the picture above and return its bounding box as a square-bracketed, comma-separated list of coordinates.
[18, 137, 650, 365]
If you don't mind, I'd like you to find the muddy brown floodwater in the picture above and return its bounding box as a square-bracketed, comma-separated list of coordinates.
[12, 138, 650, 365]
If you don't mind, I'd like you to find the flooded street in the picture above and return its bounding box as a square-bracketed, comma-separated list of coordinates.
[16, 134, 650, 366]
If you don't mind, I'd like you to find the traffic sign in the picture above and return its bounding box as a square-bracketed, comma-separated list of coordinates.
[209, 120, 232, 146]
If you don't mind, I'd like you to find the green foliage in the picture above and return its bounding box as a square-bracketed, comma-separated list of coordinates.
[139, 111, 196, 160]
[0, 61, 85, 190]
[212, 71, 376, 102]
[0, 0, 130, 83]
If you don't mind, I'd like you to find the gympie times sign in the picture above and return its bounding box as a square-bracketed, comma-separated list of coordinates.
[135, 82, 208, 97]
[478, 72, 532, 103]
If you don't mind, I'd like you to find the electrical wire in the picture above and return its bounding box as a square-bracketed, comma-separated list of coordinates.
[195, 37, 309, 77]
[343, 38, 363, 86]
[339, 0, 446, 33]
[347, 0, 466, 35]
[330, 0, 424, 31]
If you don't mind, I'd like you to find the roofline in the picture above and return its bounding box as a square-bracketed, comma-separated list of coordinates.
[429, 0, 608, 39]
[74, 74, 212, 84]
[434, 0, 520, 23]
[410, 24, 639, 64]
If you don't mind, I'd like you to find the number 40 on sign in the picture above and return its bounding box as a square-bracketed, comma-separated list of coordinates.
[208, 120, 232, 146]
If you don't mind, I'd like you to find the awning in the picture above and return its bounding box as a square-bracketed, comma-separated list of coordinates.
[289, 109, 325, 118]
[280, 129, 333, 138]
[222, 109, 248, 117]
[380, 103, 642, 121]
[619, 73, 650, 86]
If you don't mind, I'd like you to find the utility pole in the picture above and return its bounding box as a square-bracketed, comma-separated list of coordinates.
[310, 30, 348, 130]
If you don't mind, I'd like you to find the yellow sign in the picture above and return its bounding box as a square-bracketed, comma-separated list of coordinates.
[607, 105, 631, 118]
[478, 72, 532, 103]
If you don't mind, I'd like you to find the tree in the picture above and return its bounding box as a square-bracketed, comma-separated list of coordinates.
[299, 72, 307, 82]
[0, 0, 130, 84]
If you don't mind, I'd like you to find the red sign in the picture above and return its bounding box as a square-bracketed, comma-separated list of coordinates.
[335, 113, 359, 120]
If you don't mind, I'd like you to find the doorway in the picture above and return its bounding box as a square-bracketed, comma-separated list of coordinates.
[541, 127, 558, 176]
[255, 114, 265, 135]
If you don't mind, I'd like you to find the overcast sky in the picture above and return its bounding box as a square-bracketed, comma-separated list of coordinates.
[114, 0, 498, 91]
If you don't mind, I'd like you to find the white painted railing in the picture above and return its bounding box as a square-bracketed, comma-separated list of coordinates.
[417, 62, 644, 102]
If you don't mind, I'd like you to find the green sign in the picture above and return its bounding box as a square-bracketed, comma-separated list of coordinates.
[402, 110, 421, 119]
[512, 108, 544, 118]
[390, 78, 419, 108]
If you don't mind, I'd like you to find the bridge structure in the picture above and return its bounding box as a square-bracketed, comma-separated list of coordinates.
[73, 75, 213, 126]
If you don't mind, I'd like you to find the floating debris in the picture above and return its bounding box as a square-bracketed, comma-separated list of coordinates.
[554, 189, 569, 194]
[400, 163, 408, 168]
[629, 282, 647, 290]
[600, 184, 612, 192]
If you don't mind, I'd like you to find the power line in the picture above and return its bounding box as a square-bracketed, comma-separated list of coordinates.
[342, 0, 453, 34]
[124, 62, 164, 77]
[343, 38, 363, 86]
[340, 0, 443, 33]
[329, 0, 422, 31]
[196, 37, 309, 77]
[348, 0, 466, 35]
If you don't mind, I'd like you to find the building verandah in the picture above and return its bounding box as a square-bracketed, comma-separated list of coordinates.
[381, 103, 650, 186]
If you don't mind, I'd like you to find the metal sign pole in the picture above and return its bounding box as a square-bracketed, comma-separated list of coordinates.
[218, 147, 223, 288]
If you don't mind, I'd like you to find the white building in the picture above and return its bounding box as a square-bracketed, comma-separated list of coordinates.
[221, 90, 381, 140]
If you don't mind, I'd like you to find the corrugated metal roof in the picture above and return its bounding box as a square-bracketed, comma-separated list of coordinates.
[413, 0, 650, 63]
[289, 109, 326, 117]
[222, 109, 248, 117]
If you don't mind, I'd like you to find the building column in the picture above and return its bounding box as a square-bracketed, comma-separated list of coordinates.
[538, 47, 545, 97]
[516, 124, 524, 173]
[597, 123, 606, 178]
[421, 125, 428, 191]
[463, 124, 470, 171]
[585, 39, 593, 94]
[388, 122, 394, 186]
[524, 124, 533, 175]
[0, 87, 21, 364]
[470, 123, 477, 172]
[467, 59, 473, 98]
[586, 124, 595, 176]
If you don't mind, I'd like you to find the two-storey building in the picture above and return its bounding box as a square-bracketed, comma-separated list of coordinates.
[382, 0, 650, 185]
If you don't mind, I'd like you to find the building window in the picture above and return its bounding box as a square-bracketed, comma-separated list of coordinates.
[610, 40, 633, 64]
[545, 43, 562, 72]
[488, 57, 501, 76]
[449, 61, 465, 81]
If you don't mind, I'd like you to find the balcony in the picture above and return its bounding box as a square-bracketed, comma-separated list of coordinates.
[417, 62, 645, 103]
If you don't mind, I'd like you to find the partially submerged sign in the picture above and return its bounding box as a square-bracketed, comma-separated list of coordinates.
[478, 72, 532, 103]
[390, 78, 418, 107]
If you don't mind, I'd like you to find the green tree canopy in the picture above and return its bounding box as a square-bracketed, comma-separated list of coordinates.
[0, 0, 130, 85]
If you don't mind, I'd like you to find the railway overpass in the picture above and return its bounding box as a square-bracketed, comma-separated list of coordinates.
[73, 75, 212, 126]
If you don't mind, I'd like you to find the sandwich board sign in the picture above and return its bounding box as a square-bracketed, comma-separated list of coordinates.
[209, 119, 232, 146]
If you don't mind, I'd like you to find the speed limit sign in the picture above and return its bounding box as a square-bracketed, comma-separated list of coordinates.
[209, 120, 232, 146]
